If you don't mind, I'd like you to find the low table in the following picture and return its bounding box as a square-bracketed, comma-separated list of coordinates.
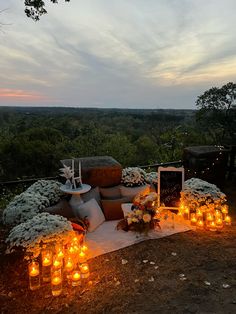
[60, 184, 91, 210]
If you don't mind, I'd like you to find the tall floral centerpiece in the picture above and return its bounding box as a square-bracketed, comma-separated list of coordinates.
[117, 192, 160, 235]
[60, 164, 75, 189]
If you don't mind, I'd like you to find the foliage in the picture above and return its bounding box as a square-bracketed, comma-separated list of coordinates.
[24, 0, 70, 21]
[6, 212, 73, 257]
[196, 82, 236, 144]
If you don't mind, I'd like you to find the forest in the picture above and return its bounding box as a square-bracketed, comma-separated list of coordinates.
[0, 105, 230, 182]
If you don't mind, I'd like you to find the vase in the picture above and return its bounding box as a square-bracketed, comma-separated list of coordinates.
[65, 179, 72, 189]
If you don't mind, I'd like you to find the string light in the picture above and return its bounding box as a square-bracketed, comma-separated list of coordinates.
[186, 146, 225, 177]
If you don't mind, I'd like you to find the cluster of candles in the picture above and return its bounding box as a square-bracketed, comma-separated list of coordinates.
[28, 236, 90, 296]
[180, 204, 231, 231]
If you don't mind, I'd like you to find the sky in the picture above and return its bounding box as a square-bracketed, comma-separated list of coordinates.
[0, 0, 236, 109]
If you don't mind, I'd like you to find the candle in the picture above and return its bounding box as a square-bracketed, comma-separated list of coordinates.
[196, 210, 203, 218]
[222, 205, 228, 214]
[56, 244, 64, 259]
[206, 213, 214, 222]
[215, 210, 222, 219]
[42, 249, 52, 282]
[216, 218, 223, 229]
[80, 263, 90, 279]
[224, 215, 231, 225]
[208, 221, 217, 231]
[81, 245, 88, 253]
[196, 219, 204, 229]
[190, 213, 197, 226]
[71, 270, 81, 286]
[51, 269, 62, 297]
[78, 251, 87, 264]
[65, 257, 74, 272]
[28, 261, 40, 291]
[53, 256, 63, 270]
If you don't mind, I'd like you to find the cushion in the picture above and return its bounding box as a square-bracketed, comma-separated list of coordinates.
[120, 184, 150, 200]
[101, 197, 132, 221]
[81, 186, 101, 206]
[43, 199, 74, 218]
[99, 185, 121, 199]
[73, 198, 105, 232]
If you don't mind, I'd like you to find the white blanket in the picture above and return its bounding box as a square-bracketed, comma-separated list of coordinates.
[86, 217, 191, 259]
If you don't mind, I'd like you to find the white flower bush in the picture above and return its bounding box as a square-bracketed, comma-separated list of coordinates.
[121, 167, 147, 187]
[180, 178, 226, 210]
[6, 212, 73, 258]
[2, 180, 62, 226]
[26, 180, 62, 205]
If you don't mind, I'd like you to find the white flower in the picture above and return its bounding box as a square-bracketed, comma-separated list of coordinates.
[6, 212, 73, 258]
[59, 164, 74, 180]
[121, 167, 146, 187]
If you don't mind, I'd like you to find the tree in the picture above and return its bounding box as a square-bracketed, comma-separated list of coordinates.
[24, 0, 70, 21]
[196, 82, 236, 145]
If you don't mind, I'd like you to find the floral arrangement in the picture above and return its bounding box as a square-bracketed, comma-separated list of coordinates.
[180, 178, 226, 211]
[59, 164, 74, 181]
[6, 212, 74, 258]
[2, 180, 62, 226]
[121, 167, 146, 187]
[117, 192, 160, 234]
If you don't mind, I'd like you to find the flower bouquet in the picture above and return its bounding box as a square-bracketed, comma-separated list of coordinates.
[117, 192, 160, 235]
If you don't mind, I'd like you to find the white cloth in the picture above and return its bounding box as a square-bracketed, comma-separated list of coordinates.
[86, 216, 191, 259]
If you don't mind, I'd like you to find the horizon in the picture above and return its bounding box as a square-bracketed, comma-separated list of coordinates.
[1, 0, 236, 109]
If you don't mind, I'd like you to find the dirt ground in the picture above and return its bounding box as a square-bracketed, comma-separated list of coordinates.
[0, 183, 235, 314]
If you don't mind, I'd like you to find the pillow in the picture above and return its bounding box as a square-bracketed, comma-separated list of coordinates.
[121, 203, 133, 217]
[101, 196, 132, 221]
[81, 187, 101, 206]
[120, 184, 150, 200]
[43, 199, 74, 218]
[74, 198, 105, 232]
[99, 185, 121, 199]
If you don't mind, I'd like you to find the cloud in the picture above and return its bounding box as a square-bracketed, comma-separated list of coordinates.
[0, 0, 236, 108]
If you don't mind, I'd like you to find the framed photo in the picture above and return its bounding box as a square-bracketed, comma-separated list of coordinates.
[158, 166, 184, 210]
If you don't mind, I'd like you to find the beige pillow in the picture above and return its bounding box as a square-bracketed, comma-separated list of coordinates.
[120, 184, 150, 200]
[99, 185, 121, 199]
[74, 198, 105, 232]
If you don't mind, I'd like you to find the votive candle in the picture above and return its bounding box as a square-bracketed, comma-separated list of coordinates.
[64, 257, 74, 273]
[196, 219, 204, 230]
[183, 208, 190, 220]
[80, 263, 90, 279]
[190, 213, 197, 226]
[51, 269, 62, 297]
[78, 251, 87, 264]
[42, 249, 52, 282]
[28, 261, 40, 291]
[224, 215, 231, 225]
[71, 270, 81, 286]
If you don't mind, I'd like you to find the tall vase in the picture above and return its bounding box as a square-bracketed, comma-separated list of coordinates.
[65, 179, 72, 189]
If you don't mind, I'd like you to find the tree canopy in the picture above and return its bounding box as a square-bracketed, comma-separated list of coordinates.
[24, 0, 70, 21]
[196, 82, 236, 144]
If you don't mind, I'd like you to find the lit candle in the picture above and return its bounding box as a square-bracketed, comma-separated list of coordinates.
[78, 251, 87, 264]
[41, 249, 52, 282]
[224, 215, 231, 225]
[216, 218, 223, 229]
[65, 257, 74, 272]
[215, 210, 222, 219]
[190, 213, 197, 226]
[222, 205, 228, 214]
[53, 256, 63, 270]
[196, 210, 203, 218]
[28, 261, 40, 291]
[196, 219, 204, 229]
[51, 269, 62, 297]
[80, 263, 90, 279]
[81, 245, 88, 253]
[206, 213, 214, 222]
[208, 221, 217, 231]
[71, 270, 81, 286]
[56, 244, 64, 259]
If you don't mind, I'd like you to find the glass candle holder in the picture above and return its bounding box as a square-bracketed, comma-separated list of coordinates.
[53, 255, 63, 270]
[55, 244, 64, 259]
[206, 213, 214, 222]
[28, 261, 40, 291]
[78, 251, 87, 264]
[81, 244, 88, 253]
[51, 268, 62, 297]
[208, 220, 217, 232]
[196, 218, 204, 230]
[190, 213, 197, 226]
[80, 263, 90, 279]
[71, 270, 81, 287]
[196, 210, 203, 219]
[221, 205, 228, 215]
[183, 208, 190, 220]
[215, 218, 223, 230]
[64, 256, 74, 273]
[42, 249, 52, 282]
[224, 215, 231, 225]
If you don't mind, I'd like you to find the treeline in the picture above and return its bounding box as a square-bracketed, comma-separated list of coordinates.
[0, 107, 211, 181]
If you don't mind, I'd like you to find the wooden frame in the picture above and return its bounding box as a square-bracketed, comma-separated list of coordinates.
[158, 166, 184, 210]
